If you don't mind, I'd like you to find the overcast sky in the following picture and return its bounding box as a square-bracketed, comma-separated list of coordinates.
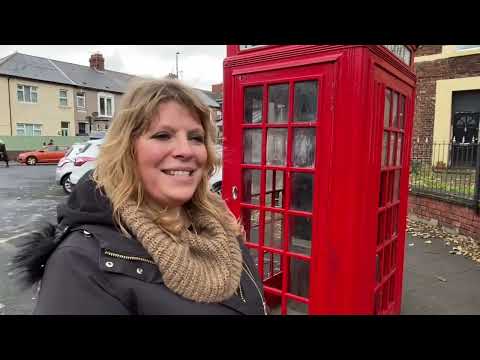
[0, 45, 226, 91]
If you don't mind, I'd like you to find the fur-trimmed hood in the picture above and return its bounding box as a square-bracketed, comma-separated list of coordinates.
[10, 171, 114, 288]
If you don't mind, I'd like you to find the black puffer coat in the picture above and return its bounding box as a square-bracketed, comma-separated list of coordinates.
[12, 172, 266, 315]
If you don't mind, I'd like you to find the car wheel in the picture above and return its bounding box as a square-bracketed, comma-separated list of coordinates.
[61, 174, 72, 194]
[211, 181, 222, 195]
[26, 156, 37, 165]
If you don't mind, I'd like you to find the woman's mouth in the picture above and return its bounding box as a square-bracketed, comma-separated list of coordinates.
[161, 169, 194, 176]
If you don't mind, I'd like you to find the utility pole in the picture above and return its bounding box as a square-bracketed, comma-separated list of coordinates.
[176, 52, 180, 79]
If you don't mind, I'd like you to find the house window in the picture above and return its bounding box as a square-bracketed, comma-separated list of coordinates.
[76, 92, 86, 109]
[61, 121, 69, 136]
[17, 85, 38, 103]
[59, 89, 68, 106]
[456, 45, 480, 51]
[16, 123, 42, 136]
[98, 93, 114, 117]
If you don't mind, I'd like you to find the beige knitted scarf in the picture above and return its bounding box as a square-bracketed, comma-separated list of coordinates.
[118, 201, 243, 303]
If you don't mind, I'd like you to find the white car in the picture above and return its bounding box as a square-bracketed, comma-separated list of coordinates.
[55, 143, 87, 194]
[69, 138, 104, 187]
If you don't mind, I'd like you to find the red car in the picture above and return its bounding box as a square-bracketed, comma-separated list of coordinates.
[17, 145, 68, 165]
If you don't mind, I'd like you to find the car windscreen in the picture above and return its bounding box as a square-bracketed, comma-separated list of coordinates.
[64, 147, 74, 157]
[78, 143, 92, 154]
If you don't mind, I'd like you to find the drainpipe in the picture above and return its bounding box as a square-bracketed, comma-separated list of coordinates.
[7, 77, 13, 136]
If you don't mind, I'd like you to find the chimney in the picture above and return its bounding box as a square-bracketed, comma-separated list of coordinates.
[89, 52, 105, 71]
[211, 83, 223, 95]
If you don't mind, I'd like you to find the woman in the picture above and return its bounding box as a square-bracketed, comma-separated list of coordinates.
[0, 139, 9, 168]
[12, 79, 267, 315]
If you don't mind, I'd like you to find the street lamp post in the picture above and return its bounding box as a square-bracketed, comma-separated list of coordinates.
[176, 52, 180, 79]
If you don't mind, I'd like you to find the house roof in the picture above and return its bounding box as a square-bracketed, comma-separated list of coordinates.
[0, 52, 220, 108]
[193, 89, 220, 108]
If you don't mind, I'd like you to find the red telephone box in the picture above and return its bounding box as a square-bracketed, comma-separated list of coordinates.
[222, 45, 417, 315]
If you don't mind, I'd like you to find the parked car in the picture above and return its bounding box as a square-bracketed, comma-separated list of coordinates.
[55, 143, 87, 194]
[17, 145, 68, 165]
[69, 138, 105, 187]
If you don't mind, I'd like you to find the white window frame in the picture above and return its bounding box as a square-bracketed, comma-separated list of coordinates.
[17, 84, 38, 104]
[76, 92, 86, 110]
[16, 123, 42, 136]
[59, 89, 68, 107]
[98, 93, 115, 118]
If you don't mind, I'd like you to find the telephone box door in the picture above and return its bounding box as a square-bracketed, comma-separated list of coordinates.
[374, 68, 414, 315]
[223, 61, 336, 314]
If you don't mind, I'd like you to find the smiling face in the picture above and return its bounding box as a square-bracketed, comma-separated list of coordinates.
[134, 101, 208, 209]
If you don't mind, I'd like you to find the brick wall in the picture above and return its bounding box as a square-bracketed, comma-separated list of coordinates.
[416, 45, 443, 57]
[413, 51, 480, 160]
[409, 192, 480, 239]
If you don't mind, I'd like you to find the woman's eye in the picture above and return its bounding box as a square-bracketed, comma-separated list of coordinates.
[152, 133, 170, 140]
[191, 136, 205, 143]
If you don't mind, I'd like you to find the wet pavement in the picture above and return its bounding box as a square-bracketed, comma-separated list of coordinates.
[0, 163, 66, 315]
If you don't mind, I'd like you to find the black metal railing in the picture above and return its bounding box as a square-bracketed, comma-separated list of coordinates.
[409, 140, 480, 205]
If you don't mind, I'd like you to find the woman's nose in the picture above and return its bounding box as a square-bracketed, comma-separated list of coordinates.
[172, 136, 194, 158]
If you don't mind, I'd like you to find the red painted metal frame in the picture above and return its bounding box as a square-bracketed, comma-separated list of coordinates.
[223, 45, 417, 315]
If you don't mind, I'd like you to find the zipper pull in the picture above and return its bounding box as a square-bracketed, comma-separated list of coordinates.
[262, 301, 268, 315]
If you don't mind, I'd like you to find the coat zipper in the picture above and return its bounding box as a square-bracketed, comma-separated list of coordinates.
[104, 249, 156, 265]
[243, 262, 268, 315]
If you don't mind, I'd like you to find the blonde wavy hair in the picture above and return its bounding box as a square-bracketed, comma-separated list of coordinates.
[93, 78, 241, 238]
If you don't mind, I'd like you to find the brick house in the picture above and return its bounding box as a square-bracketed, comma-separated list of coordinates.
[413, 45, 480, 162]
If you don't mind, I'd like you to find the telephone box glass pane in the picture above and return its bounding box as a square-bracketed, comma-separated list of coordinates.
[377, 211, 385, 246]
[263, 251, 282, 291]
[268, 84, 289, 123]
[399, 95, 406, 129]
[389, 132, 396, 166]
[396, 134, 403, 166]
[290, 173, 313, 212]
[387, 171, 394, 204]
[289, 216, 312, 256]
[392, 92, 399, 128]
[242, 208, 260, 244]
[393, 169, 401, 202]
[267, 128, 287, 166]
[249, 248, 259, 268]
[242, 169, 261, 205]
[293, 128, 316, 168]
[243, 129, 262, 164]
[288, 257, 310, 298]
[392, 205, 399, 236]
[382, 132, 388, 166]
[244, 86, 263, 124]
[376, 254, 382, 284]
[286, 299, 308, 315]
[264, 211, 284, 250]
[384, 89, 391, 128]
[294, 81, 318, 122]
[266, 292, 282, 315]
[266, 170, 285, 208]
[385, 207, 392, 242]
[379, 171, 387, 207]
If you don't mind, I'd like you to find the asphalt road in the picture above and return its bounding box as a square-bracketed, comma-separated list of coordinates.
[0, 163, 67, 315]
